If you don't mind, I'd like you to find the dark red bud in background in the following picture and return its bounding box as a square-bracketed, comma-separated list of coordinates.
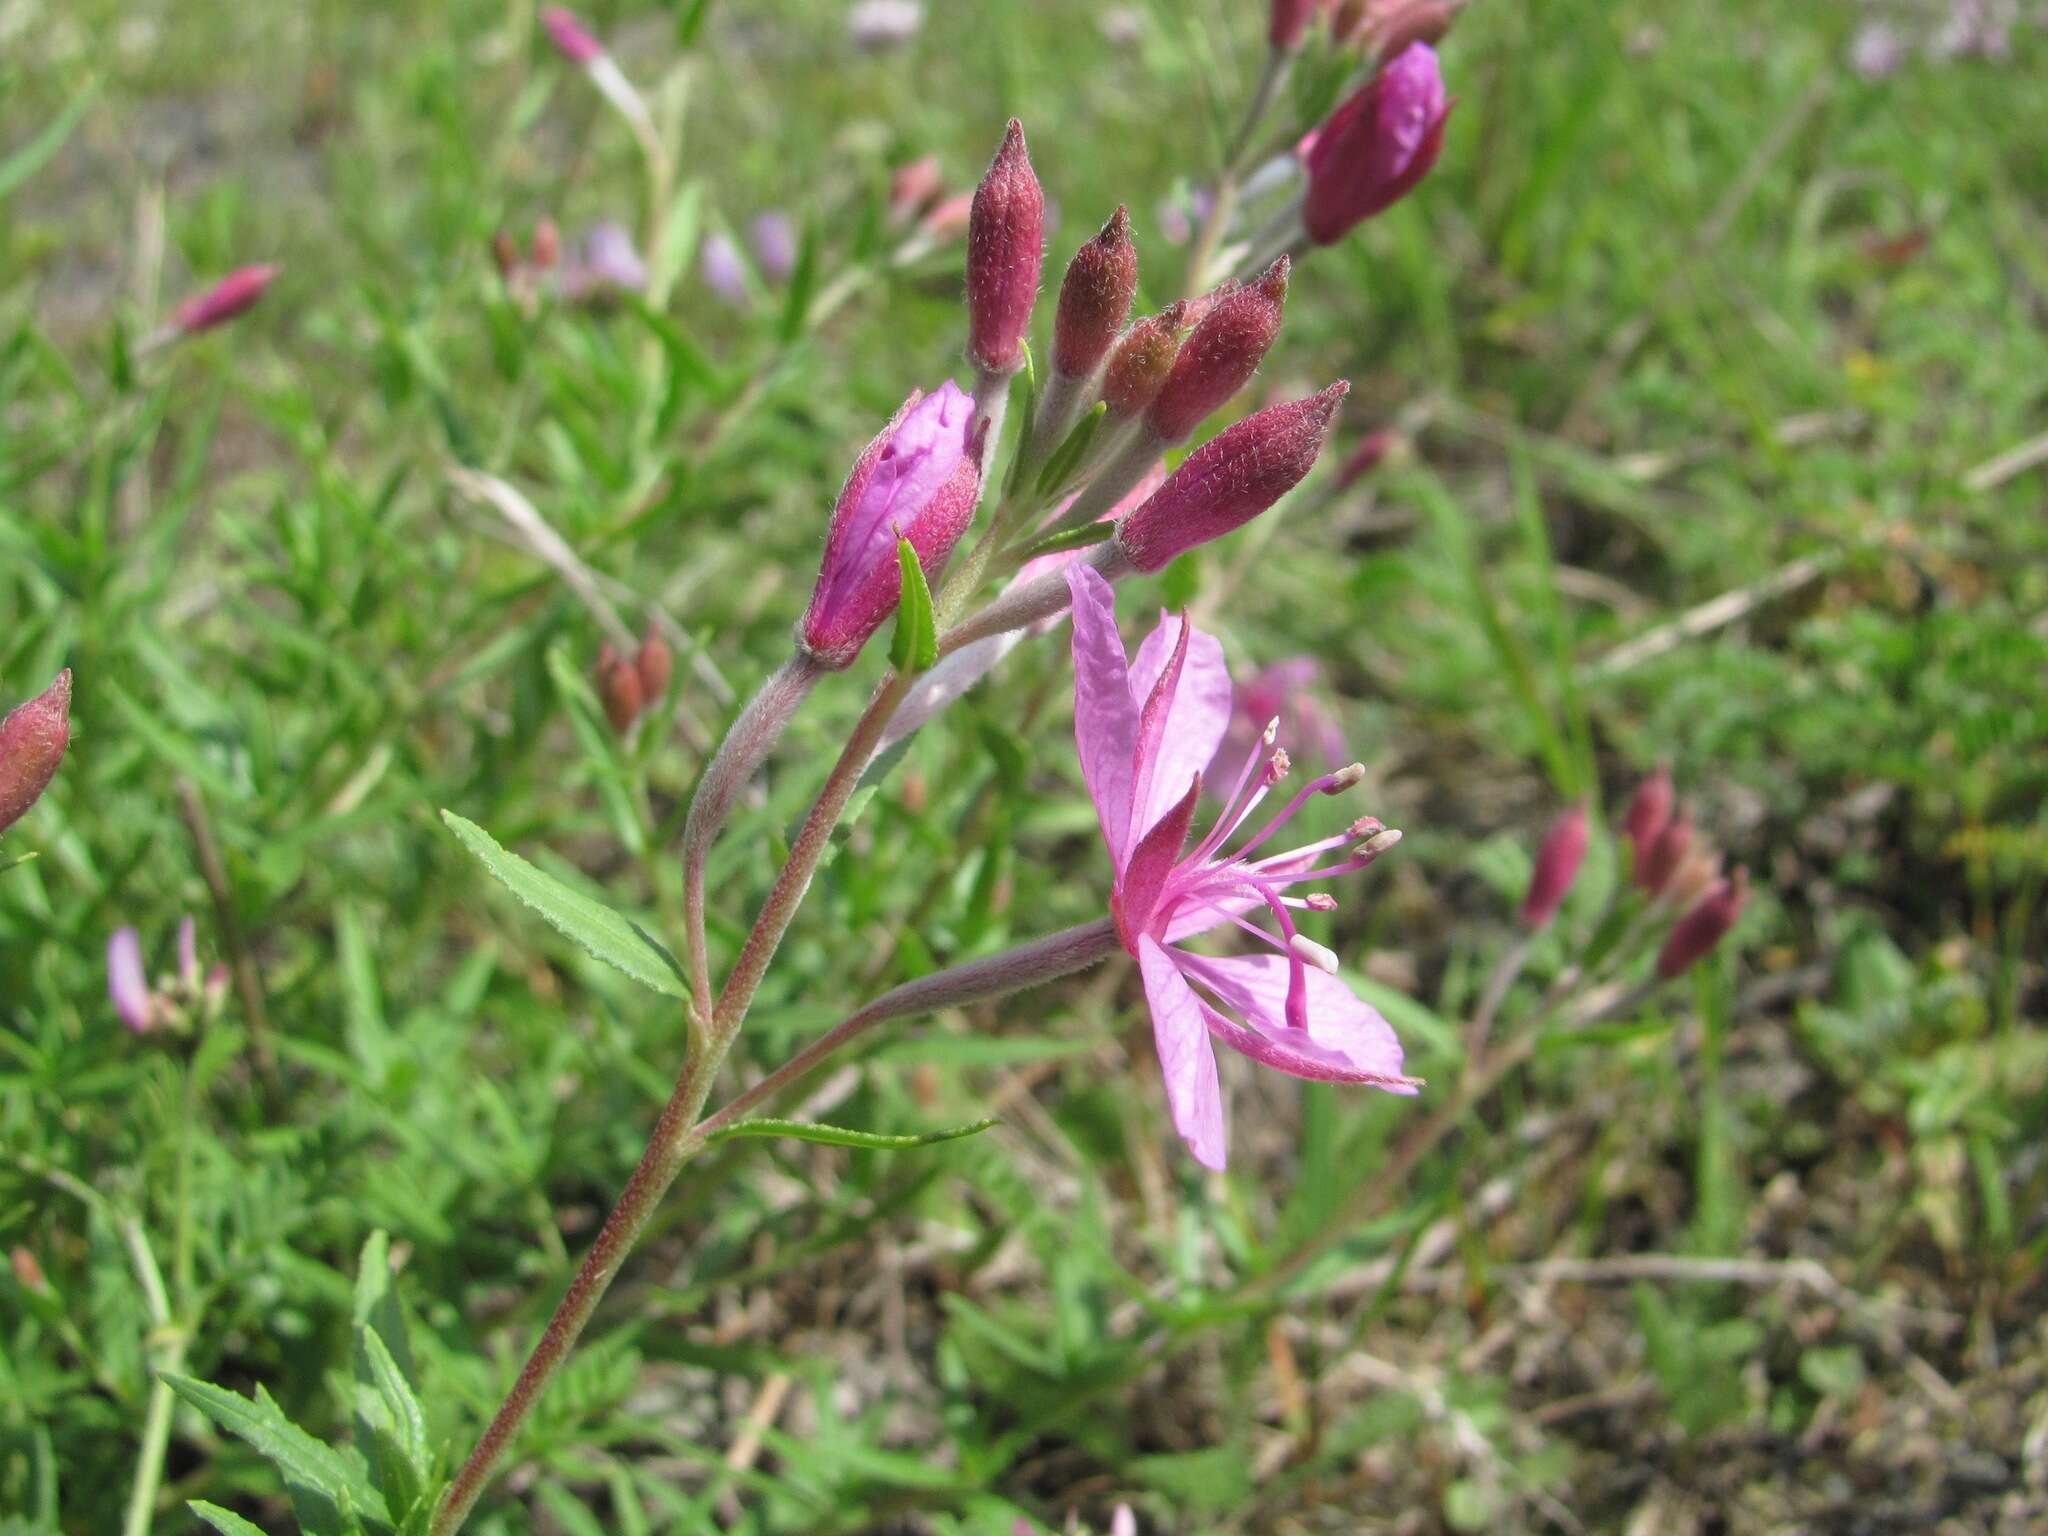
[173, 265, 281, 335]
[1147, 258, 1289, 443]
[1656, 868, 1749, 979]
[1634, 808, 1693, 896]
[596, 644, 643, 734]
[532, 218, 561, 269]
[1101, 302, 1192, 418]
[1519, 801, 1589, 930]
[1116, 383, 1346, 572]
[1336, 428, 1398, 485]
[635, 629, 672, 705]
[890, 155, 945, 224]
[1271, 0, 1324, 50]
[1622, 764, 1674, 858]
[492, 229, 521, 279]
[0, 670, 72, 836]
[1367, 0, 1462, 60]
[965, 119, 1045, 376]
[1052, 206, 1139, 379]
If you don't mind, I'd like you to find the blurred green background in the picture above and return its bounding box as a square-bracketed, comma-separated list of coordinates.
[3, 0, 2044, 1532]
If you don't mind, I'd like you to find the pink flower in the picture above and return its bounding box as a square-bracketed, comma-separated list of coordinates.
[849, 0, 925, 50]
[801, 383, 981, 667]
[890, 156, 945, 224]
[541, 6, 605, 65]
[1302, 43, 1451, 244]
[965, 119, 1045, 376]
[1208, 659, 1346, 792]
[171, 265, 281, 335]
[749, 211, 798, 283]
[1067, 564, 1415, 1169]
[557, 221, 647, 302]
[0, 670, 71, 837]
[108, 928, 154, 1032]
[699, 231, 749, 303]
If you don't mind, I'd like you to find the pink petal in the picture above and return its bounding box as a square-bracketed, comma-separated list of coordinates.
[107, 929, 153, 1032]
[1137, 937, 1228, 1169]
[1128, 610, 1231, 845]
[1117, 774, 1201, 942]
[1174, 950, 1412, 1086]
[1126, 606, 1191, 855]
[1067, 564, 1140, 866]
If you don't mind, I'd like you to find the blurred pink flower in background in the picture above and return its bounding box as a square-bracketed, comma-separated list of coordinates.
[698, 231, 748, 303]
[557, 222, 647, 302]
[748, 211, 798, 283]
[1207, 658, 1346, 794]
[849, 0, 924, 50]
[108, 930, 154, 1032]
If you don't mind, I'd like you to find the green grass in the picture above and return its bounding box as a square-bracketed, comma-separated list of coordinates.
[4, 1, 2045, 1533]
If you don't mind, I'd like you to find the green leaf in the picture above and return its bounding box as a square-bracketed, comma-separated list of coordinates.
[707, 1116, 997, 1151]
[888, 536, 938, 674]
[1035, 401, 1106, 498]
[1015, 518, 1115, 563]
[163, 1374, 389, 1530]
[439, 810, 685, 998]
[188, 1503, 275, 1536]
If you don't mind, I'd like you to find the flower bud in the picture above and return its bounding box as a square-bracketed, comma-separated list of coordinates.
[1115, 382, 1346, 572]
[1147, 258, 1289, 443]
[965, 119, 1045, 376]
[0, 670, 71, 837]
[1052, 207, 1139, 380]
[1621, 764, 1673, 858]
[108, 928, 154, 1033]
[172, 265, 281, 335]
[1303, 43, 1451, 245]
[1337, 428, 1397, 485]
[1271, 0, 1324, 50]
[1656, 868, 1749, 979]
[1520, 801, 1588, 930]
[1101, 302, 1191, 418]
[492, 229, 521, 279]
[1667, 847, 1722, 911]
[541, 6, 605, 64]
[595, 643, 644, 734]
[801, 382, 981, 667]
[890, 155, 945, 224]
[635, 629, 673, 704]
[1363, 0, 1463, 60]
[1634, 807, 1692, 896]
[749, 211, 798, 284]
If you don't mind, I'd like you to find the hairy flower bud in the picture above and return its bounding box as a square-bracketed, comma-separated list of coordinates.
[1656, 868, 1749, 979]
[596, 643, 644, 734]
[1634, 808, 1693, 896]
[1101, 302, 1191, 418]
[1271, 0, 1324, 50]
[0, 670, 71, 837]
[1622, 764, 1673, 858]
[1303, 43, 1451, 245]
[1115, 382, 1346, 571]
[802, 382, 980, 667]
[1147, 258, 1289, 443]
[1520, 801, 1588, 930]
[965, 119, 1045, 376]
[172, 265, 281, 335]
[1052, 207, 1139, 380]
[635, 629, 673, 705]
[542, 5, 605, 64]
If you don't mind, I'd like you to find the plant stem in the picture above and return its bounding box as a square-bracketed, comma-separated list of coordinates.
[1183, 46, 1293, 299]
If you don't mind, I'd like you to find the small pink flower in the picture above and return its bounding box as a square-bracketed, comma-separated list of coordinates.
[108, 928, 154, 1032]
[749, 211, 798, 284]
[1067, 564, 1416, 1170]
[849, 0, 925, 50]
[801, 383, 981, 667]
[558, 221, 647, 302]
[699, 231, 749, 303]
[1303, 43, 1452, 244]
[1208, 659, 1346, 792]
[541, 6, 605, 65]
[1520, 801, 1588, 930]
[965, 119, 1045, 376]
[171, 265, 281, 335]
[0, 669, 71, 837]
[1110, 1506, 1137, 1536]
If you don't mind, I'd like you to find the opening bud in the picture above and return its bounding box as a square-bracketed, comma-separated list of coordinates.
[1114, 382, 1347, 572]
[595, 643, 644, 734]
[1622, 763, 1674, 860]
[1303, 43, 1452, 245]
[1634, 807, 1692, 896]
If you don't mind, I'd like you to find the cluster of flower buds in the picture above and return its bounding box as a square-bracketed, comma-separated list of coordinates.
[108, 917, 229, 1034]
[0, 670, 71, 839]
[594, 628, 674, 734]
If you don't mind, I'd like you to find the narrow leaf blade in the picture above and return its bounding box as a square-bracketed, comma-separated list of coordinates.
[708, 1116, 998, 1151]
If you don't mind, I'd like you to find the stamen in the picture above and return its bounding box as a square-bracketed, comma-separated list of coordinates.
[1352, 827, 1402, 858]
[1234, 766, 1367, 863]
[1303, 893, 1339, 912]
[1288, 933, 1340, 974]
[1262, 747, 1291, 787]
[1320, 762, 1365, 793]
[1348, 815, 1383, 840]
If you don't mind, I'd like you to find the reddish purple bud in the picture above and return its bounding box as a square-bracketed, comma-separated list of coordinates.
[532, 218, 561, 270]
[802, 382, 981, 667]
[1337, 428, 1397, 485]
[595, 643, 643, 733]
[635, 629, 673, 704]
[1634, 808, 1693, 896]
[1116, 382, 1347, 572]
[1101, 302, 1192, 418]
[0, 670, 71, 837]
[172, 265, 281, 335]
[965, 120, 1045, 376]
[1656, 868, 1749, 979]
[1520, 801, 1589, 929]
[542, 6, 605, 64]
[1271, 0, 1324, 49]
[890, 156, 945, 224]
[1303, 44, 1451, 245]
[1052, 207, 1139, 380]
[1365, 0, 1463, 60]
[108, 928, 154, 1032]
[492, 229, 521, 279]
[1622, 764, 1674, 861]
[1146, 258, 1290, 443]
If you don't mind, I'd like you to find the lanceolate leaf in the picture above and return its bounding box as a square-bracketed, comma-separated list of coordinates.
[440, 811, 685, 998]
[188, 1504, 275, 1536]
[889, 535, 938, 674]
[708, 1116, 998, 1151]
[162, 1374, 390, 1530]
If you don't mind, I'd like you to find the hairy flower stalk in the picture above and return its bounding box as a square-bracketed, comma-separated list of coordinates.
[0, 670, 71, 837]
